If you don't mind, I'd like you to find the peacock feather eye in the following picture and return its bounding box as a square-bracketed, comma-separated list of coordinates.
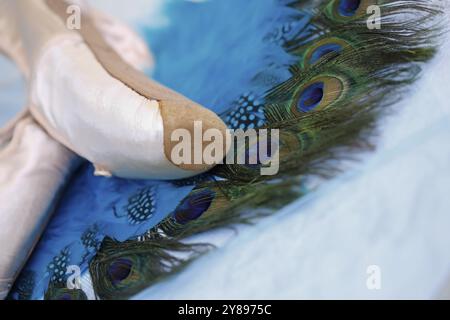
[326, 0, 377, 21]
[107, 257, 133, 286]
[173, 189, 216, 224]
[46, 289, 88, 300]
[60, 293, 73, 300]
[292, 75, 346, 114]
[297, 82, 324, 112]
[301, 37, 351, 67]
[44, 284, 88, 300]
[338, 0, 361, 16]
[310, 43, 342, 64]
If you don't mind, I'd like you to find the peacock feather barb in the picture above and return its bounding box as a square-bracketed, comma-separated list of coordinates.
[89, 236, 212, 300]
[16, 0, 444, 300]
[44, 283, 88, 301]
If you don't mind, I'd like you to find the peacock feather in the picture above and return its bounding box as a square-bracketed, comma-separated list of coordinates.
[89, 236, 211, 300]
[44, 283, 88, 300]
[10, 0, 444, 300]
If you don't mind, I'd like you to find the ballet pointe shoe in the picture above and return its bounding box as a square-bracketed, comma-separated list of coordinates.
[6, 0, 229, 180]
[0, 113, 79, 299]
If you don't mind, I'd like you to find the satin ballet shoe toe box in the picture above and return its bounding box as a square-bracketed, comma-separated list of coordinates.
[160, 98, 230, 173]
[90, 98, 230, 181]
